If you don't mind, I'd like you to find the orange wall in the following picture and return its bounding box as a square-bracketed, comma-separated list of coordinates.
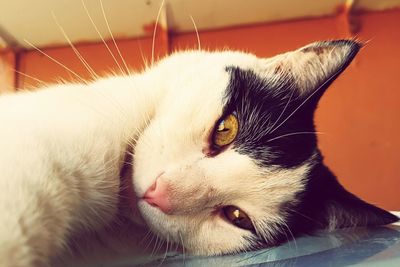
[11, 9, 400, 210]
[18, 36, 168, 89]
[0, 50, 16, 93]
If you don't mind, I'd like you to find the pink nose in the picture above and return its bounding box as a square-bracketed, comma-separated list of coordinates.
[143, 177, 172, 214]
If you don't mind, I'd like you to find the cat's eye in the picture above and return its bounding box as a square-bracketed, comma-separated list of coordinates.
[213, 114, 238, 147]
[222, 205, 254, 231]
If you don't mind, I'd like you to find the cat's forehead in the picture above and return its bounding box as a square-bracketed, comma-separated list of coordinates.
[166, 50, 259, 66]
[158, 50, 271, 76]
[154, 50, 271, 113]
[151, 51, 281, 143]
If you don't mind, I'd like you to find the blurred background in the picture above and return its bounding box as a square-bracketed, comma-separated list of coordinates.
[0, 0, 399, 210]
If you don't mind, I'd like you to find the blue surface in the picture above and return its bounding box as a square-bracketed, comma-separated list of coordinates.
[125, 225, 400, 267]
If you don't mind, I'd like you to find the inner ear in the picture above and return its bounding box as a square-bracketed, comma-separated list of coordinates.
[270, 40, 362, 98]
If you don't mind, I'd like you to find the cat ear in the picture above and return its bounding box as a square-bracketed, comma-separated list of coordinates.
[323, 184, 398, 230]
[270, 40, 361, 100]
[301, 166, 399, 231]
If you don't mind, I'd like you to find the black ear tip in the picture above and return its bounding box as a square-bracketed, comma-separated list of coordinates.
[317, 39, 362, 46]
[309, 39, 362, 53]
[328, 39, 363, 48]
[317, 39, 362, 55]
[327, 39, 363, 68]
[374, 209, 400, 226]
[301, 39, 362, 63]
[386, 212, 400, 225]
[333, 39, 363, 54]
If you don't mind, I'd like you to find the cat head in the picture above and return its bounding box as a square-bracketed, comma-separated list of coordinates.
[132, 40, 398, 255]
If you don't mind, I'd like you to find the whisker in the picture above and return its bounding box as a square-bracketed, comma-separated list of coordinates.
[99, 0, 131, 75]
[144, 231, 156, 252]
[179, 232, 185, 265]
[13, 69, 46, 87]
[154, 237, 165, 260]
[269, 68, 346, 135]
[24, 39, 86, 83]
[137, 40, 150, 70]
[266, 88, 295, 134]
[238, 247, 272, 263]
[279, 225, 292, 250]
[282, 221, 298, 253]
[51, 12, 98, 79]
[159, 235, 169, 266]
[266, 131, 325, 143]
[151, 0, 165, 66]
[81, 0, 125, 75]
[189, 15, 201, 50]
[151, 234, 159, 257]
[286, 207, 323, 226]
[82, 1, 153, 136]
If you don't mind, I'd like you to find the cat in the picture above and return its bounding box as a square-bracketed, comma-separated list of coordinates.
[0, 39, 398, 266]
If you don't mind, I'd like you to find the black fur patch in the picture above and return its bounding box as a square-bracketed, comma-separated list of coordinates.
[222, 40, 362, 169]
[283, 159, 399, 240]
[223, 67, 317, 168]
[222, 40, 398, 247]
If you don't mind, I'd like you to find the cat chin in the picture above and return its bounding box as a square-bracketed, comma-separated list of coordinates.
[137, 201, 175, 235]
[136, 200, 188, 249]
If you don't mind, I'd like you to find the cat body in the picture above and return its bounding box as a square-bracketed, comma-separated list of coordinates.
[0, 40, 397, 266]
[0, 69, 171, 264]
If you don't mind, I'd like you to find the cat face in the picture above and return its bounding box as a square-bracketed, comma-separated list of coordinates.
[132, 40, 398, 255]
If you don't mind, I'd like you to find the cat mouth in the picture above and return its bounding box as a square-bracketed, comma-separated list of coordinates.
[138, 198, 168, 215]
[140, 196, 173, 214]
[136, 199, 174, 234]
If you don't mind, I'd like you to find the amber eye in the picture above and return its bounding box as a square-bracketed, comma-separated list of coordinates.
[222, 205, 254, 231]
[213, 114, 239, 147]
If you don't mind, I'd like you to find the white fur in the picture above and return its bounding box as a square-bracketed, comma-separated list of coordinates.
[0, 42, 352, 265]
[0, 72, 163, 265]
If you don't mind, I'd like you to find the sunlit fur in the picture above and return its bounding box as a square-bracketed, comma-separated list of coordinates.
[0, 41, 397, 266]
